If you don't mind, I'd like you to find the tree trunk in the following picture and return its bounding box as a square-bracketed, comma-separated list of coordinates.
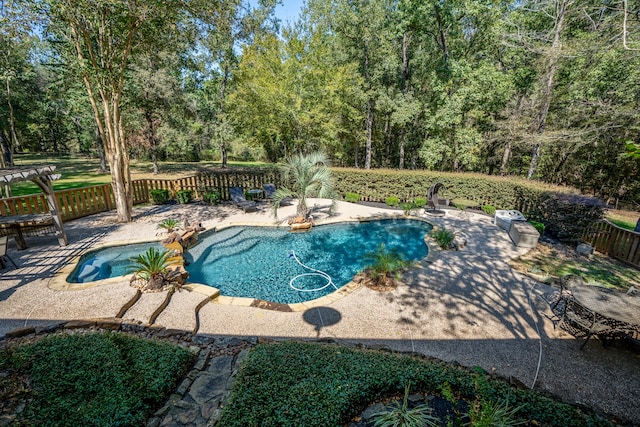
[527, 0, 571, 179]
[145, 110, 159, 174]
[96, 127, 107, 172]
[399, 132, 406, 170]
[219, 64, 230, 168]
[364, 99, 373, 169]
[500, 140, 512, 175]
[5, 77, 21, 154]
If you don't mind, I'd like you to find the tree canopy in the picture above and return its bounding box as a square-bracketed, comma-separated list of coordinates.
[1, 0, 639, 211]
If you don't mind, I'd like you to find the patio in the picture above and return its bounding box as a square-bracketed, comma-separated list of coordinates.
[0, 200, 639, 423]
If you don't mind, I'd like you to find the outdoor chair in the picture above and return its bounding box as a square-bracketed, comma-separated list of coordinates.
[263, 183, 293, 205]
[560, 296, 616, 350]
[263, 183, 277, 199]
[229, 187, 258, 213]
[0, 235, 17, 269]
[425, 182, 448, 215]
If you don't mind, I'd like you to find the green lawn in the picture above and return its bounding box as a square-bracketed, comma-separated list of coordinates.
[9, 153, 274, 196]
[509, 241, 639, 292]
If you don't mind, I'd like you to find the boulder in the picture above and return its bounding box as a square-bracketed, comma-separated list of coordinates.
[576, 243, 594, 257]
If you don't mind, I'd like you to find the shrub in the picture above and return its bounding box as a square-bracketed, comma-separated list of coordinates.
[150, 189, 171, 205]
[481, 205, 496, 216]
[345, 192, 361, 203]
[363, 243, 410, 284]
[529, 220, 545, 236]
[385, 196, 400, 207]
[413, 197, 427, 208]
[176, 189, 193, 204]
[526, 193, 605, 243]
[8, 332, 194, 427]
[218, 341, 614, 427]
[400, 202, 415, 216]
[203, 190, 221, 205]
[431, 228, 455, 250]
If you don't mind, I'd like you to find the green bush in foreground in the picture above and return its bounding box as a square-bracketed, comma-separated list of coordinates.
[219, 341, 613, 427]
[5, 332, 195, 427]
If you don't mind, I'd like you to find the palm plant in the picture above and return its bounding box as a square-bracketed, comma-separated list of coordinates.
[271, 151, 336, 219]
[363, 243, 411, 285]
[157, 218, 180, 234]
[127, 247, 175, 290]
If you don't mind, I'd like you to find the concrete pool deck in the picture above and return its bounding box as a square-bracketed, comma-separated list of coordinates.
[1, 199, 639, 423]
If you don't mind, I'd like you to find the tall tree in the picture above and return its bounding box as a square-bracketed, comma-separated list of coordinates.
[39, 0, 214, 222]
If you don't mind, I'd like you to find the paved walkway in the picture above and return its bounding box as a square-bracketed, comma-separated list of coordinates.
[1, 200, 639, 424]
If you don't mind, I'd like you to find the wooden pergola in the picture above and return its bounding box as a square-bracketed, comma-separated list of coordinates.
[0, 165, 68, 248]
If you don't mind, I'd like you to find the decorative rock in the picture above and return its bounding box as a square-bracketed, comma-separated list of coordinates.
[6, 326, 36, 338]
[193, 349, 210, 371]
[576, 243, 594, 257]
[96, 318, 122, 330]
[361, 402, 385, 421]
[64, 320, 96, 330]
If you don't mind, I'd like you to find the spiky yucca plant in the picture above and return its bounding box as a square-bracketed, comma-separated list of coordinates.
[271, 151, 336, 219]
[371, 383, 439, 427]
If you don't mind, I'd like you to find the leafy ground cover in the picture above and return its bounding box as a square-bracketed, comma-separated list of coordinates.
[0, 331, 195, 426]
[218, 341, 615, 427]
[509, 241, 639, 292]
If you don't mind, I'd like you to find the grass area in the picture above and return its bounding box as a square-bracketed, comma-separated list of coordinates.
[219, 341, 613, 427]
[509, 241, 639, 292]
[0, 331, 195, 426]
[605, 209, 639, 231]
[9, 153, 274, 196]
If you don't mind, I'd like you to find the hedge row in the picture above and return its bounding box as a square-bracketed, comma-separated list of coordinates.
[332, 168, 605, 242]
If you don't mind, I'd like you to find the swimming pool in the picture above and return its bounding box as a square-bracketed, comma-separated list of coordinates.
[68, 219, 432, 304]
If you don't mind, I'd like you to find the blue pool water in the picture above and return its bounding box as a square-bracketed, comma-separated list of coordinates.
[67, 242, 165, 283]
[68, 219, 432, 304]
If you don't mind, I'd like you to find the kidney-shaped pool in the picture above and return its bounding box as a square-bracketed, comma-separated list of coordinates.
[68, 218, 432, 304]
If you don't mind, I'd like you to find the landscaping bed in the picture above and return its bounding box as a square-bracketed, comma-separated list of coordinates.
[218, 341, 619, 427]
[0, 331, 195, 426]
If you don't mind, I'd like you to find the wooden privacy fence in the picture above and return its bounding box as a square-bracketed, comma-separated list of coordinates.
[0, 170, 281, 223]
[582, 220, 640, 270]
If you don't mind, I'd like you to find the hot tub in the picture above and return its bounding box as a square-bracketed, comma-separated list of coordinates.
[494, 210, 526, 231]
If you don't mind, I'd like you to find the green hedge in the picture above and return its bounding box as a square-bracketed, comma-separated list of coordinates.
[332, 168, 605, 242]
[219, 341, 613, 427]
